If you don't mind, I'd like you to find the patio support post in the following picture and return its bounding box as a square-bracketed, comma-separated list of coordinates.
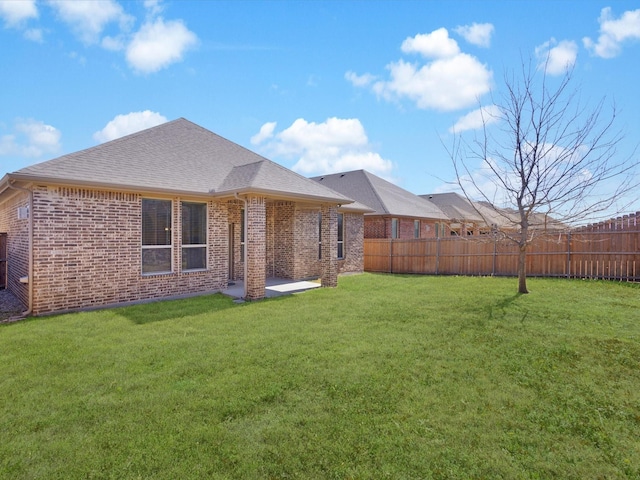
[320, 204, 338, 287]
[245, 195, 266, 300]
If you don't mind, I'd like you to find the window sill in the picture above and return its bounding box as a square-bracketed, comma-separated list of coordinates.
[142, 271, 175, 277]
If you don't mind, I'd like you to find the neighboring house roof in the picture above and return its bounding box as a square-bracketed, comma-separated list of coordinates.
[2, 118, 353, 205]
[310, 169, 448, 220]
[421, 192, 485, 223]
[423, 192, 566, 231]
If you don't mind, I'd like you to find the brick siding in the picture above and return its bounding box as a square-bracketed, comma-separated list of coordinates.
[28, 186, 229, 314]
[1, 186, 366, 314]
[0, 189, 30, 309]
[339, 213, 364, 274]
[365, 216, 442, 239]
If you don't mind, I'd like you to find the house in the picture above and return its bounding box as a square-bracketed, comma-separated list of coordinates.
[311, 170, 449, 239]
[422, 192, 566, 235]
[420, 192, 501, 235]
[0, 118, 369, 315]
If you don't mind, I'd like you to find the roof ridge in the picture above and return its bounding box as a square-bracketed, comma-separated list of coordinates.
[362, 170, 390, 214]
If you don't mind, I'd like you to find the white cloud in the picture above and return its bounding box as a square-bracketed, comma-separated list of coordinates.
[401, 28, 460, 58]
[0, 119, 61, 159]
[250, 122, 277, 145]
[0, 0, 37, 27]
[47, 0, 133, 45]
[144, 0, 164, 17]
[252, 117, 394, 177]
[536, 38, 578, 75]
[345, 71, 376, 87]
[350, 28, 492, 112]
[126, 17, 197, 74]
[583, 7, 640, 58]
[454, 23, 494, 48]
[93, 111, 167, 143]
[449, 105, 501, 133]
[372, 54, 492, 111]
[23, 27, 42, 42]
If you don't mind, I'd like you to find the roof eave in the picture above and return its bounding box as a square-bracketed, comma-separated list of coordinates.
[213, 187, 354, 205]
[5, 174, 356, 206]
[4, 173, 217, 200]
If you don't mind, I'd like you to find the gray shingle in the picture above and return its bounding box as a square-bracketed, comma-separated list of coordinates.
[9, 118, 352, 204]
[311, 170, 448, 220]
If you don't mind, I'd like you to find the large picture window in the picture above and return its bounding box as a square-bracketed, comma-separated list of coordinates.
[142, 198, 172, 274]
[182, 202, 207, 271]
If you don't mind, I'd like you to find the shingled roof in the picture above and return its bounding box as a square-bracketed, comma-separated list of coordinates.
[311, 169, 447, 220]
[4, 118, 353, 204]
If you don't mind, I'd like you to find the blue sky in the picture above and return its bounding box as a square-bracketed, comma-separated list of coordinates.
[1, 0, 639, 211]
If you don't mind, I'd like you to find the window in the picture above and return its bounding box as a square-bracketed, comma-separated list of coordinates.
[337, 213, 344, 259]
[318, 212, 322, 260]
[142, 198, 172, 274]
[240, 208, 245, 262]
[414, 220, 420, 239]
[182, 202, 207, 270]
[391, 218, 399, 239]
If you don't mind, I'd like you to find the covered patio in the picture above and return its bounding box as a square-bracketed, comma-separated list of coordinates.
[223, 277, 321, 300]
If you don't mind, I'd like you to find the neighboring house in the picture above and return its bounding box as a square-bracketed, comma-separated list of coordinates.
[0, 118, 369, 315]
[311, 170, 449, 239]
[423, 192, 566, 235]
[420, 192, 500, 235]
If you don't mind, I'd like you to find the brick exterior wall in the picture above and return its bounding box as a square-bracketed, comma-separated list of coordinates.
[268, 201, 295, 278]
[234, 202, 365, 284]
[364, 216, 442, 239]
[1, 185, 366, 313]
[0, 189, 30, 309]
[245, 195, 266, 300]
[292, 207, 322, 279]
[227, 200, 243, 281]
[320, 205, 338, 287]
[26, 186, 229, 314]
[339, 213, 364, 274]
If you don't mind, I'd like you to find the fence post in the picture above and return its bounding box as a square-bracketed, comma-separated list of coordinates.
[492, 233, 497, 276]
[566, 231, 571, 278]
[435, 236, 440, 275]
[389, 238, 393, 274]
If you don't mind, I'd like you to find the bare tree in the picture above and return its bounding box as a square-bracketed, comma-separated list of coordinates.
[448, 60, 638, 294]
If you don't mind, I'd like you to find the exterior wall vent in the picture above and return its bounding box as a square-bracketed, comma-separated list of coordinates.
[17, 206, 30, 220]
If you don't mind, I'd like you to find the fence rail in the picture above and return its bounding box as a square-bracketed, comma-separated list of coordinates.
[364, 226, 640, 281]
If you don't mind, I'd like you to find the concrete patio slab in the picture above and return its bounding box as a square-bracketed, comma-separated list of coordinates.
[223, 278, 321, 299]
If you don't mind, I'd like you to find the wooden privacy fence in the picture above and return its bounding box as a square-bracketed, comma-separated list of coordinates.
[364, 227, 640, 282]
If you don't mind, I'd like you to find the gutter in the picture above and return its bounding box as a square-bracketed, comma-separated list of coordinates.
[7, 181, 33, 317]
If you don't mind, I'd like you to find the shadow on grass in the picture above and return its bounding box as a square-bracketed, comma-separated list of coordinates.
[118, 293, 237, 325]
[487, 293, 525, 321]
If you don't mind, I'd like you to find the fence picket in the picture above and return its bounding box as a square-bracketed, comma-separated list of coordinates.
[364, 216, 640, 281]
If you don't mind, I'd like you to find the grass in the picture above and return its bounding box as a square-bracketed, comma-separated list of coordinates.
[1, 274, 639, 479]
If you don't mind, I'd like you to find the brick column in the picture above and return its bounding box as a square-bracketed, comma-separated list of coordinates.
[320, 204, 338, 288]
[245, 195, 266, 300]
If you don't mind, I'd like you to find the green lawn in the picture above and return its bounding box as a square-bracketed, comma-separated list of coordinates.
[1, 274, 639, 479]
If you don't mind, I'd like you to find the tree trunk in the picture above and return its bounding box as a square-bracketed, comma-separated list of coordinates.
[517, 244, 528, 294]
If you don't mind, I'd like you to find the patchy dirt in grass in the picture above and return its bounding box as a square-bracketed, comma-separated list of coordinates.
[0, 289, 26, 323]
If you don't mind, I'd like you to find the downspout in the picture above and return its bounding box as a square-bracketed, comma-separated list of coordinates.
[7, 181, 33, 316]
[234, 193, 248, 298]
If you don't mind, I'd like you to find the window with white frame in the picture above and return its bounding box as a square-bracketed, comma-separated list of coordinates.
[182, 202, 207, 271]
[337, 213, 345, 259]
[414, 219, 420, 239]
[142, 198, 172, 274]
